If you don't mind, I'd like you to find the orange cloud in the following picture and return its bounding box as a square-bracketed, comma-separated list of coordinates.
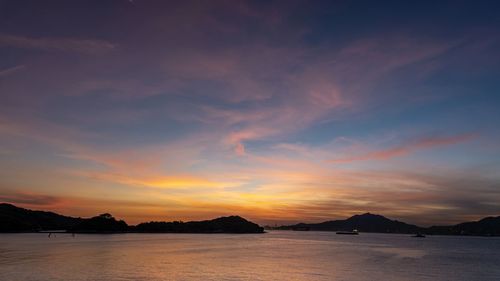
[0, 27, 489, 227]
[82, 172, 243, 190]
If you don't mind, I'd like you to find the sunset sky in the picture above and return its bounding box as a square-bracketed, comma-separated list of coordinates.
[1, 0, 500, 226]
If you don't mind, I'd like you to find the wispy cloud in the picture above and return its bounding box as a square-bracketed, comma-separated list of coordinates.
[0, 1, 498, 226]
[0, 192, 61, 206]
[0, 34, 115, 54]
[0, 114, 495, 225]
[173, 35, 455, 156]
[331, 134, 477, 163]
[0, 65, 25, 77]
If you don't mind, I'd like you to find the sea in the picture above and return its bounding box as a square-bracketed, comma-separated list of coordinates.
[1, 231, 499, 281]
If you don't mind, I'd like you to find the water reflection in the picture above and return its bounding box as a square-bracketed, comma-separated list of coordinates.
[1, 232, 500, 280]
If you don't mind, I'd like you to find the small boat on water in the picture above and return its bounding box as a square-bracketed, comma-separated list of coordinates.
[412, 233, 426, 238]
[336, 229, 359, 235]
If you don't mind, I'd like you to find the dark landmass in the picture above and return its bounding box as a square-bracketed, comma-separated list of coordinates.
[426, 216, 500, 236]
[0, 203, 82, 232]
[0, 203, 264, 234]
[269, 212, 500, 237]
[273, 213, 420, 234]
[69, 213, 128, 233]
[133, 216, 264, 233]
[2, 203, 499, 236]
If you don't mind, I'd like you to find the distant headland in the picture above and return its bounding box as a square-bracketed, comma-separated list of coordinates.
[0, 203, 264, 234]
[269, 212, 500, 237]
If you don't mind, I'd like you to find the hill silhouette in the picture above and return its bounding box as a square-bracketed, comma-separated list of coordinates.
[134, 216, 264, 233]
[427, 216, 500, 236]
[2, 203, 499, 235]
[279, 213, 421, 234]
[70, 213, 128, 233]
[274, 213, 500, 236]
[0, 203, 82, 232]
[0, 203, 263, 233]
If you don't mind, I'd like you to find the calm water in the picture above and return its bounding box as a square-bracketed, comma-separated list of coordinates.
[1, 231, 499, 281]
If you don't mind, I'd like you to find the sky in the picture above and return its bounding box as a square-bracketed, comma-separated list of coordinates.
[1, 0, 500, 226]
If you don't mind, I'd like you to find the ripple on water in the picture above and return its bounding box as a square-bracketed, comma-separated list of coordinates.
[0, 232, 500, 281]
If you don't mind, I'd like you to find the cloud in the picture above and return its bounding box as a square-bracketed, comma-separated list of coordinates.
[167, 35, 456, 156]
[234, 142, 246, 156]
[0, 1, 496, 226]
[331, 134, 477, 163]
[0, 65, 25, 77]
[0, 191, 188, 223]
[237, 168, 500, 226]
[0, 192, 61, 206]
[81, 172, 242, 191]
[0, 114, 496, 226]
[0, 34, 115, 54]
[0, 114, 234, 190]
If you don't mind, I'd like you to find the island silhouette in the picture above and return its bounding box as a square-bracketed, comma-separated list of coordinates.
[1, 203, 499, 236]
[270, 212, 500, 236]
[0, 203, 264, 233]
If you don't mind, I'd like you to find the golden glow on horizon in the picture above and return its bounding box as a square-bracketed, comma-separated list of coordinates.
[2, 137, 485, 227]
[144, 176, 240, 189]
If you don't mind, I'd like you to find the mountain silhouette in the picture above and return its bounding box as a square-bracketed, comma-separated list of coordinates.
[70, 213, 128, 233]
[2, 203, 499, 235]
[427, 216, 500, 236]
[282, 213, 421, 233]
[0, 203, 82, 232]
[134, 216, 264, 233]
[274, 213, 500, 236]
[0, 203, 263, 233]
